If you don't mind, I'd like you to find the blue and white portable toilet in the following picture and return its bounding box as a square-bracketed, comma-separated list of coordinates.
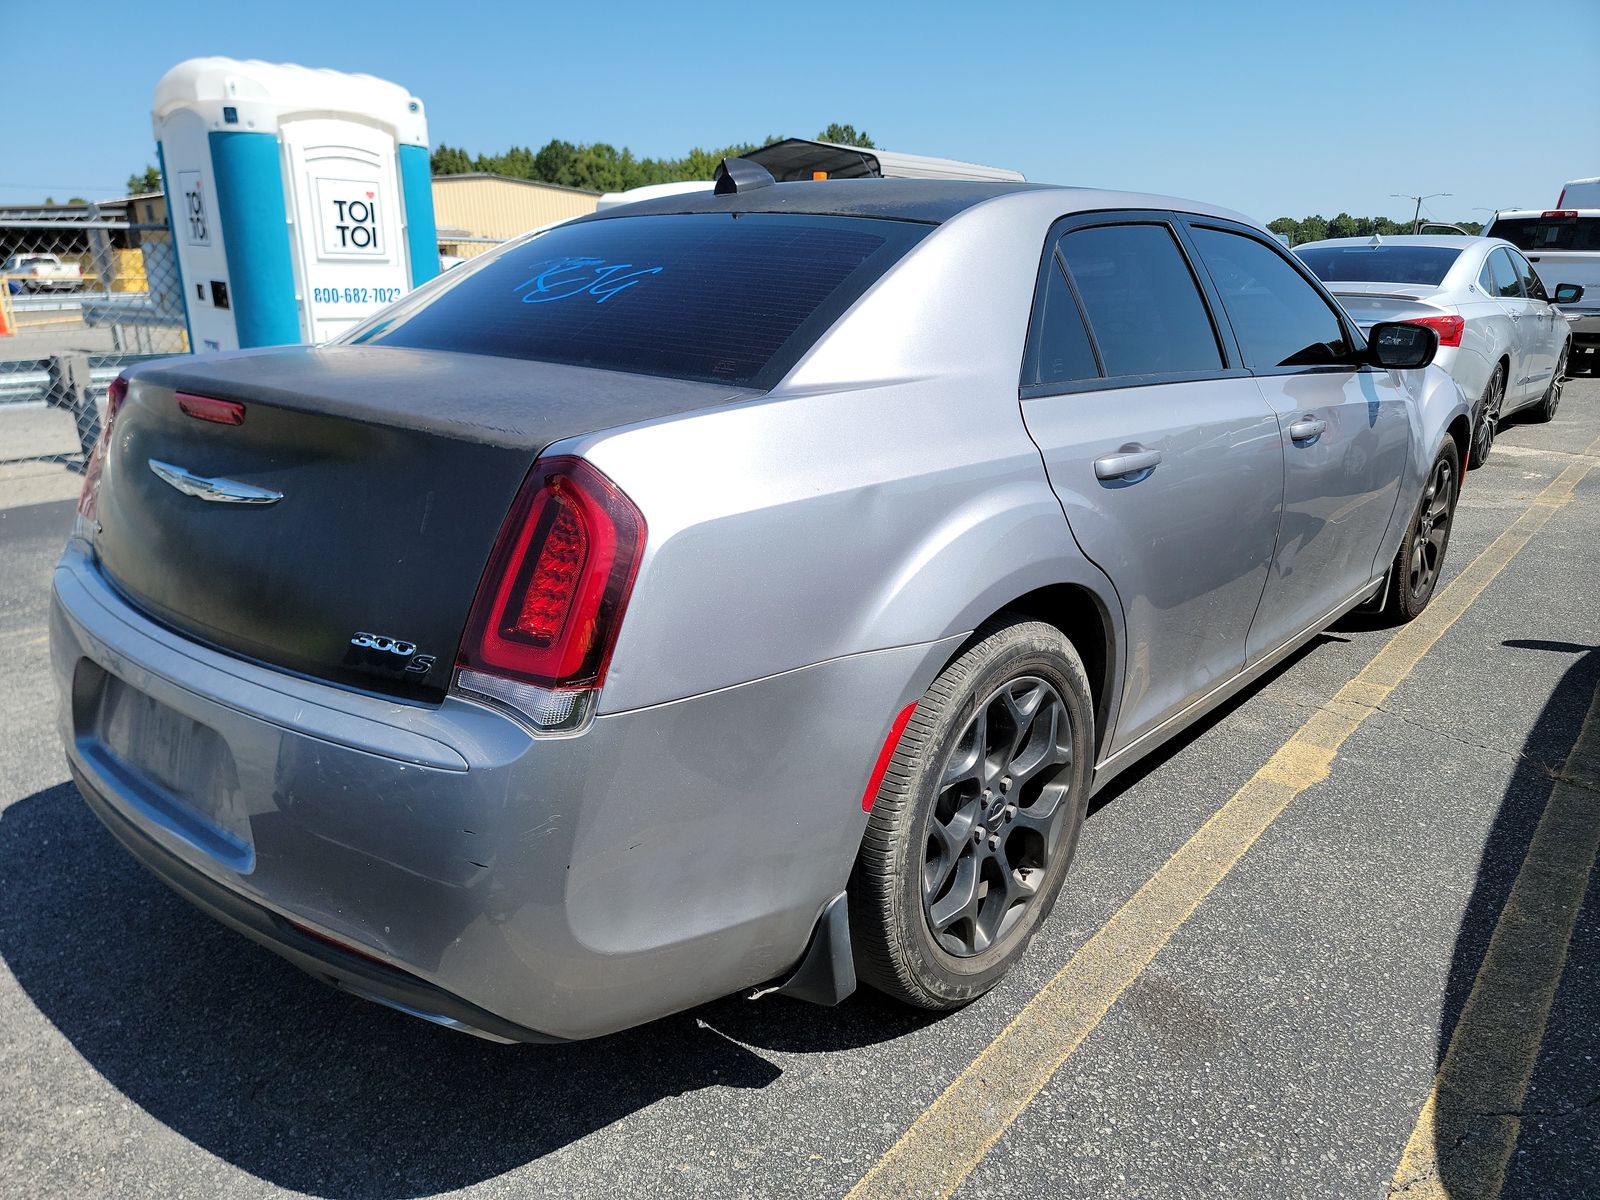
[152, 57, 438, 352]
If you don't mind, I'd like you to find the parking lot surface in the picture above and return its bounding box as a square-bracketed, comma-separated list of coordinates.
[2, 383, 1597, 1199]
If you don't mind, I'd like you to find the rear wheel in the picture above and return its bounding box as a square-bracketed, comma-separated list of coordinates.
[1383, 441, 1459, 623]
[849, 618, 1094, 1009]
[1529, 343, 1568, 423]
[1470, 364, 1503, 469]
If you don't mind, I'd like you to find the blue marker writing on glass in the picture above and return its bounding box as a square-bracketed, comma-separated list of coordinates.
[513, 256, 664, 304]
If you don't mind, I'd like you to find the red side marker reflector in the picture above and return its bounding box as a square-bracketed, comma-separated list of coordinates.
[862, 702, 918, 812]
[177, 392, 246, 425]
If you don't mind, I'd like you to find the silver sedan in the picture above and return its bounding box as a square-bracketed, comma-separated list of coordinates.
[1295, 235, 1576, 465]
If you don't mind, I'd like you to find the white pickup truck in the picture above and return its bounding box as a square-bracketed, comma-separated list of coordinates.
[2, 253, 85, 293]
[1485, 207, 1600, 375]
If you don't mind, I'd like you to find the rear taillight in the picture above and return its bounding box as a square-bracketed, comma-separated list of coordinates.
[1542, 210, 1578, 219]
[453, 456, 645, 734]
[1403, 315, 1464, 348]
[75, 373, 128, 528]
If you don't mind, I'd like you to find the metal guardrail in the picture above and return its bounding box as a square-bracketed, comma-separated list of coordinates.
[0, 354, 172, 406]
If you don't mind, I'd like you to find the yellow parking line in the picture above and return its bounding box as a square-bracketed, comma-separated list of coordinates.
[1387, 664, 1600, 1198]
[846, 437, 1600, 1200]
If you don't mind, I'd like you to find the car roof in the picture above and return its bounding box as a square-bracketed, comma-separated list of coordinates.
[569, 177, 1257, 228]
[1295, 235, 1491, 250]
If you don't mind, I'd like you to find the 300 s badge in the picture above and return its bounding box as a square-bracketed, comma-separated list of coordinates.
[348, 631, 435, 674]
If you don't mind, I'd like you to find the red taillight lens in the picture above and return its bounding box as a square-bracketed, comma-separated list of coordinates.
[1542, 210, 1578, 219]
[77, 373, 128, 521]
[1403, 315, 1464, 348]
[457, 456, 645, 696]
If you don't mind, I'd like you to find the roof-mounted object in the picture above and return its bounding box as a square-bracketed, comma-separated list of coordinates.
[713, 157, 776, 196]
[744, 138, 1025, 183]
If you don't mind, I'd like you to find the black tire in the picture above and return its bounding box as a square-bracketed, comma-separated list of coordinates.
[1383, 440, 1460, 623]
[849, 617, 1094, 1009]
[1529, 343, 1568, 423]
[1469, 364, 1503, 469]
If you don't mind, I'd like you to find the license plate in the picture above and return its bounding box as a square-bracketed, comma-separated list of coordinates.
[96, 676, 248, 851]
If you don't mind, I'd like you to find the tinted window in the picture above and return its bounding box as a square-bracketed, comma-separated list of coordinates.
[1295, 244, 1463, 287]
[1191, 227, 1348, 368]
[1027, 257, 1099, 386]
[1511, 250, 1547, 301]
[1057, 224, 1222, 377]
[352, 212, 930, 387]
[1486, 216, 1600, 252]
[1488, 248, 1523, 298]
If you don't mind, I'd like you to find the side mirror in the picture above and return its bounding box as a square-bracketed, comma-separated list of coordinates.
[1367, 321, 1437, 370]
[1553, 283, 1585, 306]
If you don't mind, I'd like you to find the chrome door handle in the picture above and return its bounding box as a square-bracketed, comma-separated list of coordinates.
[1288, 416, 1327, 442]
[1093, 446, 1163, 480]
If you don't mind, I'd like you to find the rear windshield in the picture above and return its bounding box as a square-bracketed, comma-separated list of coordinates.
[1486, 216, 1600, 252]
[350, 212, 931, 388]
[1294, 245, 1463, 286]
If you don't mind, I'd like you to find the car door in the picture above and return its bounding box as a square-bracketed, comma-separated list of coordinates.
[1018, 214, 1284, 753]
[1182, 220, 1412, 666]
[1509, 247, 1559, 391]
[1486, 247, 1538, 403]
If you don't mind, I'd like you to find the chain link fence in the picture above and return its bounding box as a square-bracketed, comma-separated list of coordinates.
[1, 210, 188, 485]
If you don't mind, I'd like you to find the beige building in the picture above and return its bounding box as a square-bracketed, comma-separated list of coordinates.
[431, 173, 599, 259]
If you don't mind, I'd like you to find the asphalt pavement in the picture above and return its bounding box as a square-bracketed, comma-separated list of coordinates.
[1, 382, 1597, 1199]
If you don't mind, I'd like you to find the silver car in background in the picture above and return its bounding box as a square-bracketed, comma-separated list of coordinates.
[1295, 235, 1581, 465]
[53, 174, 1470, 1042]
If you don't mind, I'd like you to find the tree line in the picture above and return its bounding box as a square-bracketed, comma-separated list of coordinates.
[1267, 213, 1482, 244]
[428, 124, 875, 193]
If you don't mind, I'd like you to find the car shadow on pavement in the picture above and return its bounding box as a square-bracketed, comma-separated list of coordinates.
[0, 781, 940, 1198]
[1417, 640, 1600, 1197]
[0, 631, 1348, 1198]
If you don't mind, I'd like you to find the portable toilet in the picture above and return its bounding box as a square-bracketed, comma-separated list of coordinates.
[152, 57, 438, 353]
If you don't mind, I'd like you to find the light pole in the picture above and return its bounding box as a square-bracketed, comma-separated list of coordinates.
[1393, 192, 1453, 234]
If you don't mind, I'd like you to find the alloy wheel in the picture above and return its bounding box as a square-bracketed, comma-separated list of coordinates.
[1474, 368, 1502, 465]
[1408, 456, 1454, 600]
[922, 676, 1074, 957]
[1548, 347, 1567, 417]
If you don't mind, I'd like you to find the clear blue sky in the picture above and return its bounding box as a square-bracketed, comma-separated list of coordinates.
[5, 0, 1597, 222]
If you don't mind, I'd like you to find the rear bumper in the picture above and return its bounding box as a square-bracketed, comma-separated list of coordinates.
[1562, 310, 1600, 344]
[72, 761, 554, 1042]
[52, 540, 956, 1040]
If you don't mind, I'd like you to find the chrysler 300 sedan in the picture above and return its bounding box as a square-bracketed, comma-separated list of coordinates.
[53, 167, 1469, 1041]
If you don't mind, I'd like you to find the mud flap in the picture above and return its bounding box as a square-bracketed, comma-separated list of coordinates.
[769, 891, 857, 1007]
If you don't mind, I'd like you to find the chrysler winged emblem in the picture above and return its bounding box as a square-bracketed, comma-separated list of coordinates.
[148, 459, 283, 506]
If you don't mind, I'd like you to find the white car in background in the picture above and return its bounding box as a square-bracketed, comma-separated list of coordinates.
[1295, 235, 1581, 465]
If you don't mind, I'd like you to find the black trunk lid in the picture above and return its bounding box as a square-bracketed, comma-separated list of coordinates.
[94, 345, 751, 701]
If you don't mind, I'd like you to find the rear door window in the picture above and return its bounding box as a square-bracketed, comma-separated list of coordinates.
[1025, 255, 1100, 387]
[1056, 223, 1223, 378]
[351, 212, 931, 388]
[1189, 226, 1350, 369]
